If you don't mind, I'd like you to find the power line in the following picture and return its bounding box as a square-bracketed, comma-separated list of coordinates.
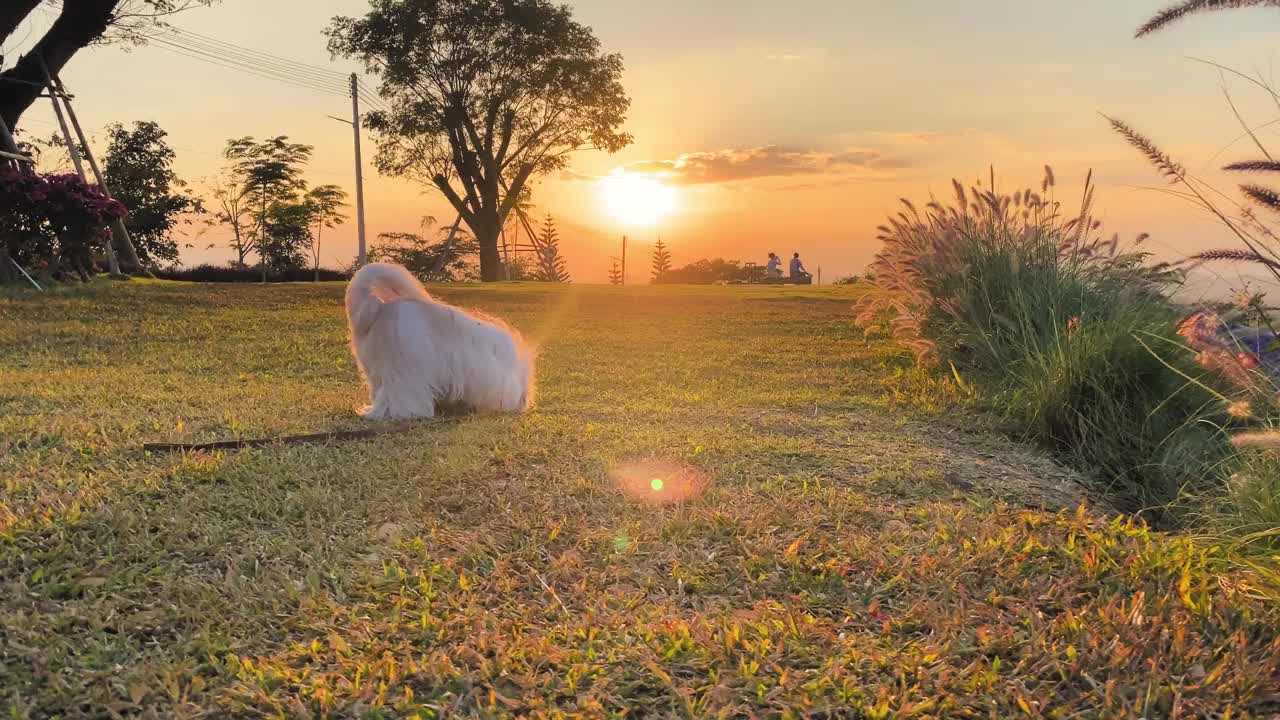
[145, 34, 349, 94]
[23, 1, 390, 115]
[158, 25, 350, 81]
[145, 37, 352, 99]
[148, 27, 351, 90]
[41, 0, 356, 95]
[0, 13, 39, 62]
[358, 90, 391, 113]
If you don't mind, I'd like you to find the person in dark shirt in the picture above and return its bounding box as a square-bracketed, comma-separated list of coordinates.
[789, 253, 810, 279]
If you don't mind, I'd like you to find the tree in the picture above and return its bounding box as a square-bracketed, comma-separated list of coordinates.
[327, 0, 632, 281]
[650, 238, 672, 283]
[101, 121, 202, 267]
[210, 173, 254, 267]
[1, 1, 217, 132]
[223, 136, 313, 280]
[608, 259, 623, 285]
[259, 200, 312, 272]
[658, 258, 758, 285]
[532, 214, 569, 282]
[369, 217, 479, 282]
[304, 184, 348, 280]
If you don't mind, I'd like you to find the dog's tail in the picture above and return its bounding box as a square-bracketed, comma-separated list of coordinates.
[345, 262, 431, 338]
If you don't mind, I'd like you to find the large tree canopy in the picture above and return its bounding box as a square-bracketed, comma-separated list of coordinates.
[0, 0, 215, 132]
[327, 0, 632, 281]
[102, 120, 203, 267]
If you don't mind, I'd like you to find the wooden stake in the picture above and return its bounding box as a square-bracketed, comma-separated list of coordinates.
[41, 65, 86, 182]
[8, 255, 43, 290]
[50, 76, 123, 275]
[0, 117, 38, 289]
[43, 70, 142, 274]
[0, 116, 22, 156]
[429, 214, 464, 279]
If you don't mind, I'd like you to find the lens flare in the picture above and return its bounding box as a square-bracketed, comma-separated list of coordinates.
[610, 458, 707, 505]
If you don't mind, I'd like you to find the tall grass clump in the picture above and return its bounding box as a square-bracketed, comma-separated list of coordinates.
[1113, 0, 1280, 552]
[856, 168, 1224, 516]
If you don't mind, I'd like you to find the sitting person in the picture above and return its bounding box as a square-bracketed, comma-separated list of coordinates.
[790, 252, 811, 279]
[766, 252, 783, 279]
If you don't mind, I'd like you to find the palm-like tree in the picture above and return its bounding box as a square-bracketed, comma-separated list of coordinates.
[224, 136, 313, 281]
[305, 185, 349, 281]
[533, 215, 570, 283]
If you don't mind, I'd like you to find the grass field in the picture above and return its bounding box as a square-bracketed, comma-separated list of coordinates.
[1, 281, 1278, 718]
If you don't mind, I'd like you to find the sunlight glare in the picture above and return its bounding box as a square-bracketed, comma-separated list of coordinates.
[610, 458, 707, 506]
[598, 172, 677, 227]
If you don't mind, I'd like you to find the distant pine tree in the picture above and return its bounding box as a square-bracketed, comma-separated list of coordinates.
[608, 259, 623, 285]
[650, 237, 672, 283]
[533, 214, 570, 283]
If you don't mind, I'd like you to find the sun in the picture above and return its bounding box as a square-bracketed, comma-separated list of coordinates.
[598, 172, 677, 227]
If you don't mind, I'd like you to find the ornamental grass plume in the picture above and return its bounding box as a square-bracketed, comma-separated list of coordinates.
[1135, 0, 1280, 38]
[854, 166, 1176, 362]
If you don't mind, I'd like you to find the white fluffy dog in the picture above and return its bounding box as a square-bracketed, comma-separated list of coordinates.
[345, 262, 535, 419]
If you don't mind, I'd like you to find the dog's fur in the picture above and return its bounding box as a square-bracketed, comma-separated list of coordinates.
[345, 262, 535, 419]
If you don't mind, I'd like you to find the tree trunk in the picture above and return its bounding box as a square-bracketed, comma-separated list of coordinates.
[0, 0, 121, 131]
[259, 195, 267, 283]
[0, 0, 44, 47]
[313, 225, 321, 282]
[477, 220, 503, 282]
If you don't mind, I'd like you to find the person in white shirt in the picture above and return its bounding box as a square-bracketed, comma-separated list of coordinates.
[790, 253, 810, 279]
[766, 253, 782, 279]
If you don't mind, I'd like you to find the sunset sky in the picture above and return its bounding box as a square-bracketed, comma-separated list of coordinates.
[7, 0, 1280, 284]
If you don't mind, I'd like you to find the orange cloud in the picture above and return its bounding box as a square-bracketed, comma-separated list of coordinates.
[593, 145, 906, 186]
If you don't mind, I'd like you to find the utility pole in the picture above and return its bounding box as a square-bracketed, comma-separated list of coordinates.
[621, 235, 627, 287]
[350, 73, 368, 268]
[326, 74, 370, 269]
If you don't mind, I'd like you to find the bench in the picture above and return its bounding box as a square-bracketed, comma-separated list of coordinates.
[759, 276, 813, 285]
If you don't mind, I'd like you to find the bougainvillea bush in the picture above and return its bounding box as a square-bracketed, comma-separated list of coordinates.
[0, 165, 126, 283]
